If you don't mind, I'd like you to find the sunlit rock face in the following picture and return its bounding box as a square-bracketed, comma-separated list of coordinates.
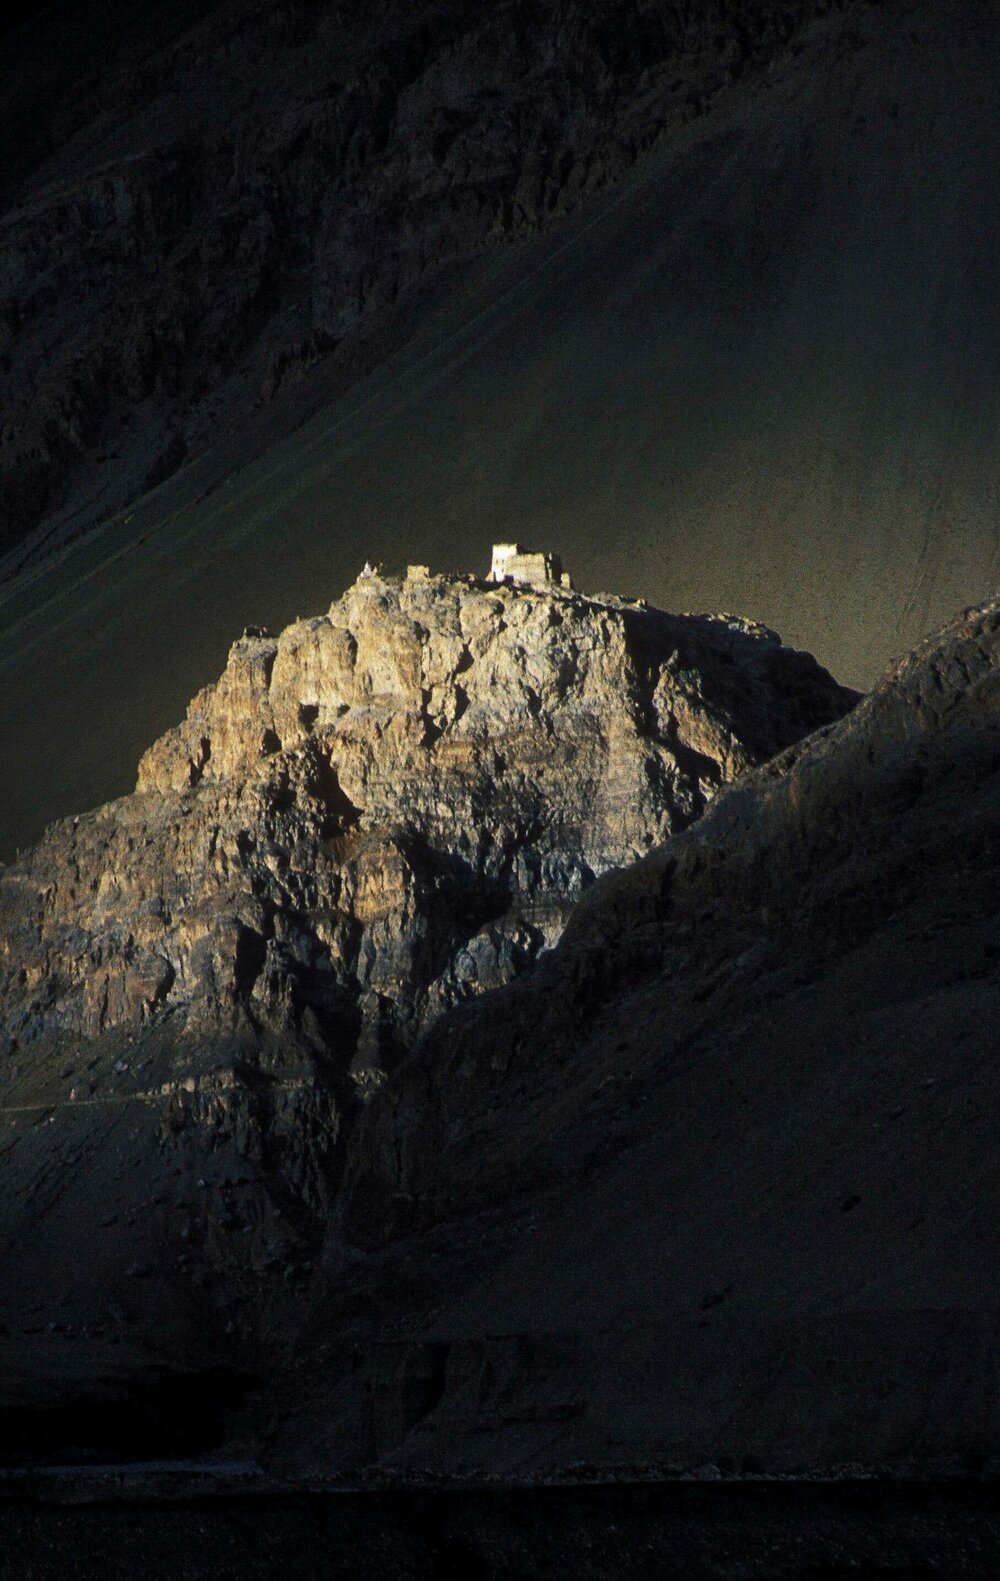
[0, 566, 853, 1367]
[0, 566, 853, 1090]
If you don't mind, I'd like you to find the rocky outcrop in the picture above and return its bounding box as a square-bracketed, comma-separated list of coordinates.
[0, 0, 874, 558]
[0, 565, 853, 1085]
[9, 572, 1000, 1482]
[0, 564, 852, 1377]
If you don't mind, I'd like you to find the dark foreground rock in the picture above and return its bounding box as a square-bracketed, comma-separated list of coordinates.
[301, 596, 1000, 1480]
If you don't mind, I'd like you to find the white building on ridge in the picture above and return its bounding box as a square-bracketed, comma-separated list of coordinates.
[489, 543, 572, 589]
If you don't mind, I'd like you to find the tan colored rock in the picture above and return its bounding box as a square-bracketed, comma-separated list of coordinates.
[0, 561, 860, 1424]
[1, 565, 853, 1095]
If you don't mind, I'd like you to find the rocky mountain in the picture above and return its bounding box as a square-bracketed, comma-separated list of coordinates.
[0, 565, 853, 1391]
[4, 0, 1000, 876]
[5, 3, 1000, 1560]
[7, 556, 1000, 1500]
[5, 551, 1000, 1506]
[0, 560, 851, 1057]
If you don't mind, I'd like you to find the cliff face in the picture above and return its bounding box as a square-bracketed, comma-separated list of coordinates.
[0, 567, 853, 1388]
[0, 567, 853, 1072]
[1, 0, 869, 559]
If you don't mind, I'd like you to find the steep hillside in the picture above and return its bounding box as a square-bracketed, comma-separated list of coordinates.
[2, 0, 858, 560]
[5, 567, 1000, 1486]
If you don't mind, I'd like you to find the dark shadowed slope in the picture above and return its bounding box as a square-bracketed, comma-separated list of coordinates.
[3, 0, 1000, 865]
[307, 594, 1000, 1479]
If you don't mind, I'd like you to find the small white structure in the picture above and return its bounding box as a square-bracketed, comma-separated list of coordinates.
[488, 543, 572, 589]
